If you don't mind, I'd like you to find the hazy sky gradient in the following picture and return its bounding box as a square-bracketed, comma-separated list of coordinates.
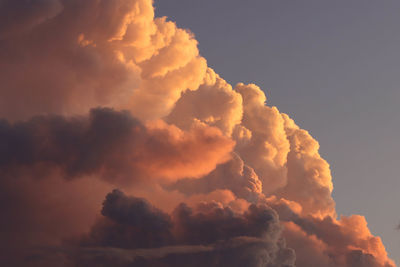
[155, 0, 400, 263]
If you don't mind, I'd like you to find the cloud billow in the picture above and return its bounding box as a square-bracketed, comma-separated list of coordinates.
[0, 0, 395, 266]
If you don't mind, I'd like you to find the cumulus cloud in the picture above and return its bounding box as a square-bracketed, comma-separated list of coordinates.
[0, 107, 233, 184]
[76, 190, 296, 267]
[169, 153, 262, 202]
[12, 190, 295, 266]
[0, 0, 206, 121]
[166, 68, 243, 136]
[276, 114, 335, 218]
[0, 0, 396, 266]
[269, 200, 395, 267]
[234, 83, 290, 194]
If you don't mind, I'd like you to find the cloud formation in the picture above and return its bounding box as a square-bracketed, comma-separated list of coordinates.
[0, 0, 395, 266]
[77, 190, 296, 267]
[0, 0, 206, 121]
[0, 107, 233, 184]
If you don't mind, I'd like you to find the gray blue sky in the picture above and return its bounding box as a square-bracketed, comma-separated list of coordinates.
[155, 0, 400, 263]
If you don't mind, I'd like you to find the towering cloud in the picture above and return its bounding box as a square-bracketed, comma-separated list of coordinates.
[0, 0, 395, 266]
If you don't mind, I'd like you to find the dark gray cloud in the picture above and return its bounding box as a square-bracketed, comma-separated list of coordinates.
[76, 190, 296, 267]
[172, 201, 280, 245]
[0, 107, 233, 184]
[0, 107, 138, 179]
[0, 189, 297, 266]
[82, 189, 173, 249]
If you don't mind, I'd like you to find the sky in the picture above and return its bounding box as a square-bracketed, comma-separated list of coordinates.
[0, 0, 398, 266]
[155, 0, 400, 263]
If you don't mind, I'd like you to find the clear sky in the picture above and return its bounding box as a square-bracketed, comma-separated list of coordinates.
[155, 0, 400, 263]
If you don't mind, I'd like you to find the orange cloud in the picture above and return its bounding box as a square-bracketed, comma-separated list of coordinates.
[0, 0, 395, 266]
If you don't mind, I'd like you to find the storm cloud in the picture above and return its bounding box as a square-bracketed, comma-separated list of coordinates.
[0, 0, 395, 266]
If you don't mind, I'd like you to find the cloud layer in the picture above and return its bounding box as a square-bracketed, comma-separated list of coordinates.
[0, 0, 395, 266]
